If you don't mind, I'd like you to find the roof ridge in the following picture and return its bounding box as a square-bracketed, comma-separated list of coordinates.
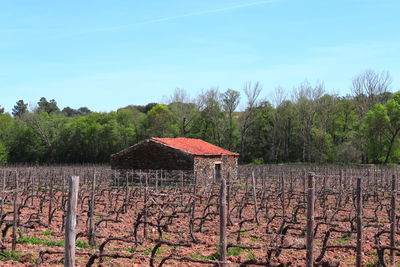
[150, 137, 239, 156]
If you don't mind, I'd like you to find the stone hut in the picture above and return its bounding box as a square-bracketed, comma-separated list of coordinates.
[110, 137, 239, 183]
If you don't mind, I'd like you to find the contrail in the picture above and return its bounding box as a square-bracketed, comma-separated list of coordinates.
[69, 0, 280, 35]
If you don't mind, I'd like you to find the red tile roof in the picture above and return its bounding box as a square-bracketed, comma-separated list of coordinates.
[151, 137, 239, 156]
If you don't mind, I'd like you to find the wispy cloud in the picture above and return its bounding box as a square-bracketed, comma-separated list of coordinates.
[67, 0, 281, 35]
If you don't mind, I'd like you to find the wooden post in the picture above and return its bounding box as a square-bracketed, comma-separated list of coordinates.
[124, 171, 129, 213]
[251, 171, 259, 224]
[12, 171, 19, 251]
[303, 170, 307, 203]
[390, 174, 397, 266]
[155, 170, 158, 192]
[65, 176, 79, 267]
[143, 174, 148, 239]
[88, 173, 96, 246]
[306, 172, 315, 267]
[219, 178, 227, 267]
[339, 169, 343, 207]
[356, 177, 362, 267]
[180, 171, 184, 205]
[226, 172, 232, 226]
[1, 170, 5, 220]
[48, 176, 54, 226]
[31, 172, 35, 206]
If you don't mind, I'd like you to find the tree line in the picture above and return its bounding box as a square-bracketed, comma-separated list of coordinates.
[0, 69, 399, 165]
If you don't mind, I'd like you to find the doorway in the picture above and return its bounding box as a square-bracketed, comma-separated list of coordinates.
[215, 163, 221, 181]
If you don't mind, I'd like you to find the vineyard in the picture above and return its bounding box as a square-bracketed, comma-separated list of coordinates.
[0, 165, 399, 266]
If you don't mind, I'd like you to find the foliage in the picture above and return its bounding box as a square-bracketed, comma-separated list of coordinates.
[0, 251, 22, 261]
[0, 142, 8, 163]
[0, 87, 399, 164]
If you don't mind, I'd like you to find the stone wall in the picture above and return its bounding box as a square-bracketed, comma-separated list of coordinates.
[111, 139, 194, 170]
[194, 155, 238, 185]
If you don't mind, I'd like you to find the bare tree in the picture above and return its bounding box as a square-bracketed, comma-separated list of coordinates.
[292, 81, 325, 162]
[196, 88, 225, 145]
[167, 88, 198, 137]
[272, 86, 287, 108]
[351, 69, 392, 115]
[221, 89, 240, 150]
[239, 82, 262, 161]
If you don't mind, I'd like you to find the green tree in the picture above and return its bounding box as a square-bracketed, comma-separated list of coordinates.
[0, 113, 43, 163]
[0, 142, 7, 163]
[22, 112, 66, 162]
[192, 88, 225, 146]
[12, 100, 28, 117]
[116, 108, 146, 145]
[146, 104, 178, 137]
[292, 81, 324, 162]
[166, 88, 199, 137]
[37, 97, 60, 114]
[363, 92, 400, 163]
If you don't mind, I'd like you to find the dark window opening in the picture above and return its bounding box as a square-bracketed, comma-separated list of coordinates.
[215, 163, 221, 181]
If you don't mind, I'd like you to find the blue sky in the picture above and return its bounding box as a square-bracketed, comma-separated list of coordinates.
[1, 0, 399, 112]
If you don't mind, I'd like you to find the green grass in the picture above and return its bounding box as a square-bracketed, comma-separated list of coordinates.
[17, 236, 63, 247]
[41, 230, 54, 236]
[192, 247, 246, 260]
[122, 247, 134, 252]
[365, 260, 379, 267]
[143, 247, 167, 256]
[250, 236, 261, 242]
[240, 231, 249, 237]
[203, 252, 219, 260]
[0, 251, 22, 261]
[17, 236, 92, 249]
[246, 253, 256, 260]
[333, 237, 350, 244]
[227, 247, 245, 256]
[76, 240, 92, 249]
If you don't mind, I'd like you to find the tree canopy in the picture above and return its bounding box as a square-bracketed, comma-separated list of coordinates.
[0, 70, 399, 165]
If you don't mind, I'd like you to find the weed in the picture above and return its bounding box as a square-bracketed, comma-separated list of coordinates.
[333, 237, 349, 244]
[76, 240, 92, 249]
[365, 259, 379, 267]
[17, 236, 92, 249]
[246, 253, 256, 260]
[227, 247, 244, 256]
[0, 251, 22, 261]
[17, 236, 63, 247]
[41, 230, 54, 236]
[250, 236, 261, 242]
[240, 231, 249, 237]
[122, 247, 134, 253]
[143, 247, 167, 256]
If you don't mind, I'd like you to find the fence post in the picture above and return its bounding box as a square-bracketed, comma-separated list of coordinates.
[144, 174, 148, 239]
[356, 177, 363, 267]
[12, 171, 19, 251]
[65, 176, 79, 267]
[219, 178, 227, 267]
[390, 174, 397, 266]
[306, 172, 315, 267]
[88, 173, 96, 246]
[339, 169, 343, 207]
[1, 170, 5, 223]
[251, 171, 259, 224]
[48, 176, 54, 226]
[124, 171, 129, 213]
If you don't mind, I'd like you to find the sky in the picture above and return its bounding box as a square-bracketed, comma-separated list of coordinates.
[1, 0, 399, 112]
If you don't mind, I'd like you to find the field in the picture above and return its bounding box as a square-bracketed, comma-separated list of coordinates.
[0, 165, 399, 266]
